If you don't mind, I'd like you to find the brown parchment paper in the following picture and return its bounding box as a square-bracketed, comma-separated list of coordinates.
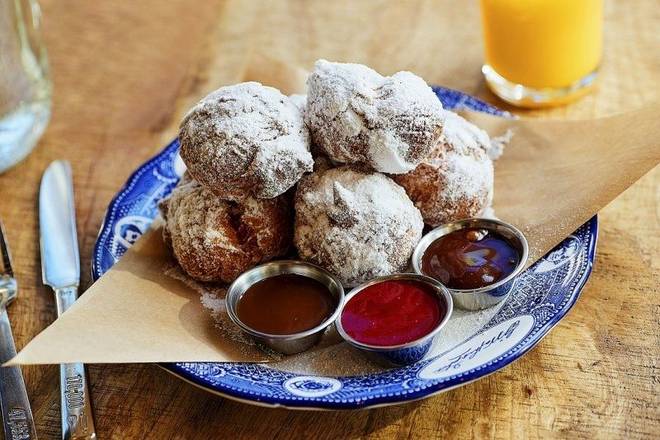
[8, 59, 660, 365]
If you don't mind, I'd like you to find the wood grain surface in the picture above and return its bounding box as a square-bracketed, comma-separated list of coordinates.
[0, 0, 658, 438]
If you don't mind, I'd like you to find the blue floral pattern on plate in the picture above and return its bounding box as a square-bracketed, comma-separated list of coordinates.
[92, 87, 597, 409]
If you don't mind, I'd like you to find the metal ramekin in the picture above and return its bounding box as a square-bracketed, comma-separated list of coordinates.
[412, 218, 529, 311]
[226, 260, 345, 355]
[336, 273, 453, 367]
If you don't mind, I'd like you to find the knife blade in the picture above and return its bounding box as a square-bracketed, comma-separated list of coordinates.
[39, 161, 79, 289]
[39, 160, 97, 440]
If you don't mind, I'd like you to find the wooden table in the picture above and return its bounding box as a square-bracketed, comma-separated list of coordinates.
[1, 0, 658, 438]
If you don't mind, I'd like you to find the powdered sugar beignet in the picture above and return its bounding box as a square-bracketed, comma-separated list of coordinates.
[394, 111, 494, 226]
[294, 166, 423, 287]
[160, 177, 292, 283]
[179, 82, 313, 201]
[305, 60, 444, 174]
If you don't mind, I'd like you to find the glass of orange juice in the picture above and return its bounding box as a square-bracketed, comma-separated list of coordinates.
[480, 0, 603, 107]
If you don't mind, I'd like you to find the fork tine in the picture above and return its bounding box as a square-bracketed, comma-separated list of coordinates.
[0, 220, 14, 277]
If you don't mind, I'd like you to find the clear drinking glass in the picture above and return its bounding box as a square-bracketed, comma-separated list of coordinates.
[0, 0, 51, 173]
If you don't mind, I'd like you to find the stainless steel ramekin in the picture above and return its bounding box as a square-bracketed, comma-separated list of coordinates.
[226, 260, 345, 355]
[336, 273, 453, 367]
[412, 218, 529, 311]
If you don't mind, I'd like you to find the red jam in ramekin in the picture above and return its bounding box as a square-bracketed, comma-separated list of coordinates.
[340, 279, 447, 347]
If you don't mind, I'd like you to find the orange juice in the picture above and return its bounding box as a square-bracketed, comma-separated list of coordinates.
[480, 0, 603, 106]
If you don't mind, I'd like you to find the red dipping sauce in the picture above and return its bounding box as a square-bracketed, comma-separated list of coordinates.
[340, 280, 445, 347]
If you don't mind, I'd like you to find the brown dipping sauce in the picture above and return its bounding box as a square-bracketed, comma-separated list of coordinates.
[236, 274, 336, 335]
[421, 228, 520, 290]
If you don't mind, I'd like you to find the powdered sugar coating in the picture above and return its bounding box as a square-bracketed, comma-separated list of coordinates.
[393, 111, 494, 226]
[160, 177, 292, 283]
[288, 94, 307, 111]
[179, 82, 313, 200]
[305, 60, 444, 174]
[294, 166, 423, 287]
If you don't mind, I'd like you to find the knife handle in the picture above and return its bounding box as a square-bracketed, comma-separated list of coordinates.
[54, 287, 96, 440]
[0, 308, 38, 440]
[59, 363, 95, 440]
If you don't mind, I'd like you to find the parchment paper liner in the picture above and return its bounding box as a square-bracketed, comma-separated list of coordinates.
[8, 58, 660, 365]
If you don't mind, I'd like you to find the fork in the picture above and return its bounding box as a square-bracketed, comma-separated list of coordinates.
[0, 221, 37, 439]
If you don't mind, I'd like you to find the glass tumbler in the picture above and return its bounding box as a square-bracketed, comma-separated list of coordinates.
[480, 0, 603, 107]
[0, 0, 51, 173]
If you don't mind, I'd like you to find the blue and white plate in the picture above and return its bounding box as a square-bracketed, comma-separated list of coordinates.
[92, 87, 597, 410]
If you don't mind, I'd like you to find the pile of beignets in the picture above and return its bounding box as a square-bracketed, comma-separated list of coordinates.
[160, 60, 499, 287]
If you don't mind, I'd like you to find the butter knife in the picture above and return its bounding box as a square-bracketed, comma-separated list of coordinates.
[39, 161, 97, 440]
